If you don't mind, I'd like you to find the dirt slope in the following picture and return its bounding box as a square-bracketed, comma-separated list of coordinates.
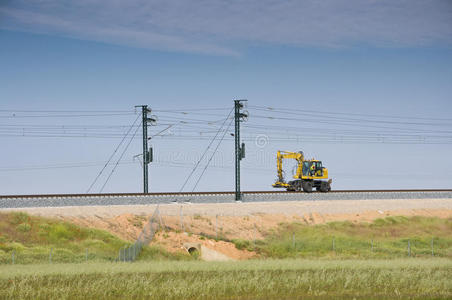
[62, 208, 452, 260]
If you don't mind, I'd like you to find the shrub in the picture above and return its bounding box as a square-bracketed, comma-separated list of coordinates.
[17, 223, 31, 233]
[49, 224, 74, 242]
[10, 212, 29, 225]
[233, 239, 251, 250]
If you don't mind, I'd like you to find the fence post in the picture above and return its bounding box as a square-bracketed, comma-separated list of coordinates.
[292, 232, 295, 249]
[123, 247, 126, 262]
[407, 240, 411, 257]
[180, 206, 185, 232]
[158, 209, 165, 231]
[431, 238, 434, 256]
[253, 223, 256, 251]
[12, 250, 15, 264]
[215, 215, 218, 239]
[49, 248, 53, 263]
[86, 248, 88, 262]
[118, 247, 121, 262]
[371, 239, 374, 252]
[332, 237, 335, 252]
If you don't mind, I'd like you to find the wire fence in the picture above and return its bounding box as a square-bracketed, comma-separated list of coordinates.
[118, 207, 162, 262]
[1, 236, 447, 264]
[1, 248, 108, 264]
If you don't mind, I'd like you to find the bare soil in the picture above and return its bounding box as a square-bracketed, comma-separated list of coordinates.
[63, 207, 452, 260]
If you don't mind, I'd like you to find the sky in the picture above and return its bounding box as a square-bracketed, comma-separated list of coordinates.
[0, 0, 452, 195]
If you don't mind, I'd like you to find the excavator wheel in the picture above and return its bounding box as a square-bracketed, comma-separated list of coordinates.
[319, 181, 329, 193]
[302, 181, 313, 193]
[294, 181, 302, 192]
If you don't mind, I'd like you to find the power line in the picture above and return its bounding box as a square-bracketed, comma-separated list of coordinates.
[0, 113, 135, 118]
[99, 120, 142, 193]
[250, 114, 452, 134]
[153, 107, 230, 112]
[0, 109, 134, 113]
[249, 105, 452, 122]
[0, 161, 137, 172]
[191, 116, 235, 192]
[249, 108, 452, 127]
[2, 133, 450, 143]
[157, 115, 232, 125]
[179, 108, 234, 192]
[243, 123, 452, 135]
[86, 115, 140, 193]
[1, 123, 450, 138]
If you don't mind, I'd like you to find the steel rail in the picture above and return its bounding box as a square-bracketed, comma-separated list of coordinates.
[1, 189, 452, 199]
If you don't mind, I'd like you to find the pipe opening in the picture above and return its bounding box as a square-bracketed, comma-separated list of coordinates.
[188, 247, 199, 255]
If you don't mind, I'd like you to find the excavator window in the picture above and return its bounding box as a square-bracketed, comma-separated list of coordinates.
[302, 161, 311, 176]
[302, 161, 323, 177]
[315, 161, 323, 176]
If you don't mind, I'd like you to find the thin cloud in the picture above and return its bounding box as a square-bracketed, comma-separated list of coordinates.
[1, 0, 451, 55]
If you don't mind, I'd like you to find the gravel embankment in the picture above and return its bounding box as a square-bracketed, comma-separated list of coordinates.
[2, 198, 452, 218]
[1, 191, 451, 209]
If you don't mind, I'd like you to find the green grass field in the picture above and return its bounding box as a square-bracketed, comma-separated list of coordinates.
[242, 215, 452, 259]
[1, 259, 451, 299]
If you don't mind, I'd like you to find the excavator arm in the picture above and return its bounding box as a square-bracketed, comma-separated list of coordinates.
[275, 150, 304, 184]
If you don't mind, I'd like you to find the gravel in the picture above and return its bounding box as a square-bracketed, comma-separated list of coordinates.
[0, 191, 451, 209]
[2, 198, 452, 218]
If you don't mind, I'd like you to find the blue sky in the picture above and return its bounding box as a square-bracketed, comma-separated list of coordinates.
[0, 1, 452, 194]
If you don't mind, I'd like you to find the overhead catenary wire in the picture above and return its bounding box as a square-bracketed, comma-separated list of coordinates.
[0, 158, 274, 173]
[0, 112, 136, 118]
[152, 107, 230, 112]
[0, 109, 134, 113]
[1, 132, 450, 144]
[250, 113, 452, 134]
[99, 120, 142, 193]
[1, 105, 452, 145]
[1, 135, 448, 144]
[0, 160, 136, 172]
[249, 109, 452, 127]
[179, 108, 234, 192]
[191, 116, 235, 192]
[86, 114, 141, 193]
[249, 105, 452, 122]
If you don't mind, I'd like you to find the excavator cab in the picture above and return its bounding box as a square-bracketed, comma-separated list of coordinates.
[273, 150, 332, 193]
[303, 161, 324, 177]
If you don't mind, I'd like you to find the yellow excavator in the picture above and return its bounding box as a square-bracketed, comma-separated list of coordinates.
[272, 150, 332, 192]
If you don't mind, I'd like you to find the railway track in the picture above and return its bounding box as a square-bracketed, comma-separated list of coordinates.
[1, 189, 452, 199]
[0, 189, 451, 209]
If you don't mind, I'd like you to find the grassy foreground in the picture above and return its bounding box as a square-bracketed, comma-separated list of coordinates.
[0, 259, 451, 299]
